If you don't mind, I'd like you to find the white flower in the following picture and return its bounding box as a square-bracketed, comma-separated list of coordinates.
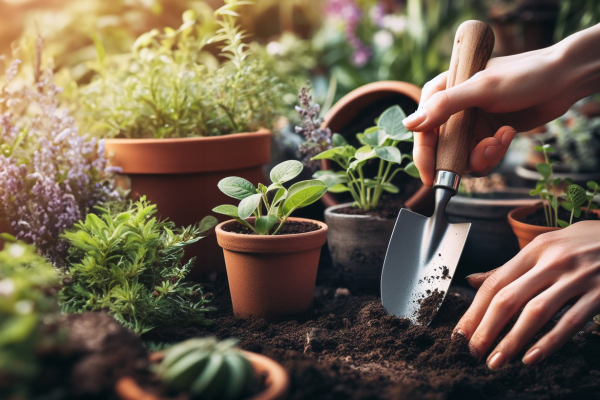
[266, 41, 286, 57]
[8, 243, 25, 258]
[373, 30, 393, 49]
[15, 300, 34, 315]
[382, 15, 407, 34]
[0, 279, 15, 296]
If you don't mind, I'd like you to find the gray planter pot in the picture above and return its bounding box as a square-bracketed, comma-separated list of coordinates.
[324, 203, 395, 293]
[446, 189, 538, 284]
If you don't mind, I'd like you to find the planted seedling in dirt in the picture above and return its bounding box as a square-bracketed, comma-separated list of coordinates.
[214, 160, 327, 235]
[310, 105, 419, 211]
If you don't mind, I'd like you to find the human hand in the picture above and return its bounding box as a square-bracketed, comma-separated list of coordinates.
[404, 23, 600, 186]
[454, 221, 600, 369]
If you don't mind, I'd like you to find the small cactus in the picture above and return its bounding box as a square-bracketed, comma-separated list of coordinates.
[157, 337, 255, 400]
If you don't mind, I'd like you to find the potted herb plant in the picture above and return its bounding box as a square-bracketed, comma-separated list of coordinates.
[311, 105, 420, 292]
[213, 160, 328, 318]
[78, 2, 283, 275]
[508, 142, 600, 248]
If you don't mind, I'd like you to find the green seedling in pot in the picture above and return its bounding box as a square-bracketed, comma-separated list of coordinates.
[214, 160, 327, 235]
[156, 337, 255, 400]
[310, 106, 420, 211]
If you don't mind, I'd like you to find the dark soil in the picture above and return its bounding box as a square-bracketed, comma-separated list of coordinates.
[225, 220, 321, 235]
[416, 290, 446, 325]
[523, 205, 600, 227]
[35, 312, 150, 400]
[333, 195, 403, 219]
[144, 275, 600, 400]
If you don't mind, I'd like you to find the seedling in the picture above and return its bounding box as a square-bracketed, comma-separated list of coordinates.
[311, 106, 419, 211]
[214, 160, 327, 235]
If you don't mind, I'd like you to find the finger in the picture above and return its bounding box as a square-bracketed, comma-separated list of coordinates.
[403, 73, 496, 131]
[486, 279, 581, 369]
[453, 246, 542, 341]
[522, 290, 600, 366]
[466, 268, 499, 290]
[419, 71, 448, 107]
[466, 126, 516, 175]
[413, 129, 438, 187]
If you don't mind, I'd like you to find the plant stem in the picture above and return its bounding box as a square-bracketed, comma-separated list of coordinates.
[569, 208, 574, 226]
[358, 165, 367, 210]
[272, 214, 289, 235]
[236, 218, 257, 233]
[586, 187, 598, 216]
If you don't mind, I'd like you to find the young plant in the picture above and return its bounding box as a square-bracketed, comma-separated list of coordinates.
[310, 106, 419, 211]
[156, 337, 255, 400]
[60, 198, 217, 335]
[213, 160, 327, 235]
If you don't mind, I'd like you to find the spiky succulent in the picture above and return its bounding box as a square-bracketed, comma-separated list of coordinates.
[157, 337, 255, 400]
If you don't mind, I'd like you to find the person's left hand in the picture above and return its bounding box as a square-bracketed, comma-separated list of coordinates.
[454, 220, 600, 369]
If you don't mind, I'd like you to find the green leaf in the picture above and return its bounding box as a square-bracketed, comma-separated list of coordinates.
[357, 128, 379, 147]
[355, 145, 376, 162]
[311, 146, 355, 161]
[543, 144, 556, 153]
[561, 202, 573, 212]
[212, 205, 240, 219]
[567, 184, 587, 208]
[374, 146, 402, 163]
[238, 194, 262, 219]
[332, 133, 348, 147]
[536, 163, 551, 179]
[587, 181, 599, 190]
[382, 183, 400, 194]
[574, 207, 582, 218]
[317, 172, 347, 188]
[529, 188, 541, 196]
[270, 160, 303, 184]
[534, 145, 544, 152]
[404, 162, 420, 178]
[378, 106, 411, 141]
[557, 219, 569, 228]
[256, 215, 278, 234]
[198, 216, 218, 232]
[258, 183, 268, 194]
[328, 184, 350, 193]
[217, 177, 256, 200]
[551, 196, 559, 211]
[282, 180, 327, 215]
[272, 188, 287, 206]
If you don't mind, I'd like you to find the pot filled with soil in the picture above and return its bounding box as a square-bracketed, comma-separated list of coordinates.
[105, 130, 271, 277]
[313, 105, 432, 293]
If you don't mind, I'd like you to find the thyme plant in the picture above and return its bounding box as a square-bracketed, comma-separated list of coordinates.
[214, 160, 327, 235]
[311, 106, 419, 211]
[78, 1, 283, 139]
[60, 198, 217, 335]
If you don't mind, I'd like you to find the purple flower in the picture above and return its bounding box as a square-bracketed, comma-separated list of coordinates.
[325, 0, 373, 67]
[295, 83, 332, 170]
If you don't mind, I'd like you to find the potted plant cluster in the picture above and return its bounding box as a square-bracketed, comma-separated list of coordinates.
[213, 160, 328, 318]
[509, 142, 600, 248]
[310, 105, 420, 292]
[77, 1, 284, 275]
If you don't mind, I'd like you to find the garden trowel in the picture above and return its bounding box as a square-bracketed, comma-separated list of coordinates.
[381, 20, 495, 325]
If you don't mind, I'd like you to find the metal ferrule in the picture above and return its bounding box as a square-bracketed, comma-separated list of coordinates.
[434, 170, 461, 192]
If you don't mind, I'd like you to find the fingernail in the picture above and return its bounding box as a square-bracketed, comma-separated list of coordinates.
[484, 145, 502, 158]
[469, 342, 480, 359]
[452, 329, 466, 339]
[501, 130, 516, 146]
[522, 348, 543, 365]
[402, 108, 427, 129]
[465, 273, 483, 280]
[487, 352, 506, 370]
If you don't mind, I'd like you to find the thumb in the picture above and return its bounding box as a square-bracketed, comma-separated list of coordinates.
[403, 73, 494, 132]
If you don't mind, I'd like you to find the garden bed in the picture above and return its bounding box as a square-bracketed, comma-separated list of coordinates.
[144, 269, 600, 400]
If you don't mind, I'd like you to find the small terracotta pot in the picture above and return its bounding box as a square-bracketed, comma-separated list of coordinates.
[115, 350, 289, 400]
[215, 217, 327, 318]
[105, 130, 271, 277]
[508, 205, 600, 249]
[320, 81, 427, 209]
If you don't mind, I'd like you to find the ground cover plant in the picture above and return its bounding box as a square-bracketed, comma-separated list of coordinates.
[78, 0, 283, 139]
[0, 42, 120, 263]
[60, 198, 217, 335]
[311, 105, 419, 211]
[213, 160, 327, 235]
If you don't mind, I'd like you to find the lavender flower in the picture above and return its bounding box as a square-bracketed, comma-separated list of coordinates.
[325, 0, 372, 67]
[0, 51, 119, 264]
[295, 83, 332, 169]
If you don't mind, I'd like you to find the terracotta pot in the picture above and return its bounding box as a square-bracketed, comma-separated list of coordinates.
[508, 205, 600, 249]
[215, 217, 327, 318]
[320, 81, 430, 209]
[105, 130, 271, 277]
[115, 350, 289, 400]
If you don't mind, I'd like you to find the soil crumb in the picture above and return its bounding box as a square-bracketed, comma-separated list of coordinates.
[417, 290, 445, 325]
[224, 220, 321, 235]
[524, 204, 599, 227]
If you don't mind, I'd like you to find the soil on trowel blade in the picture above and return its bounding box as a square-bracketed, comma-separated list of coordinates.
[417, 290, 446, 325]
[144, 276, 600, 400]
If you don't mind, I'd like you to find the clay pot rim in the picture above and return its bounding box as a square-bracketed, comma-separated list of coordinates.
[216, 217, 328, 254]
[116, 349, 289, 400]
[324, 202, 397, 222]
[508, 204, 600, 232]
[104, 128, 271, 145]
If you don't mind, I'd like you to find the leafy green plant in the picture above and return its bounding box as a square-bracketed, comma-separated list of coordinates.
[156, 337, 255, 400]
[78, 1, 283, 139]
[60, 197, 217, 335]
[214, 160, 327, 235]
[310, 106, 419, 211]
[0, 239, 64, 397]
[529, 141, 599, 228]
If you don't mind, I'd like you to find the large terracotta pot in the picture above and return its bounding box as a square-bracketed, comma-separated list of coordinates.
[115, 350, 289, 400]
[105, 130, 271, 277]
[320, 81, 427, 209]
[215, 217, 327, 318]
[508, 205, 600, 249]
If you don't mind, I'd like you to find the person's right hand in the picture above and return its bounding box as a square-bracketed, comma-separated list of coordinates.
[403, 24, 600, 187]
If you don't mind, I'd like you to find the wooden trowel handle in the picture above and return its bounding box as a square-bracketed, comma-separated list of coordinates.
[435, 20, 495, 176]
